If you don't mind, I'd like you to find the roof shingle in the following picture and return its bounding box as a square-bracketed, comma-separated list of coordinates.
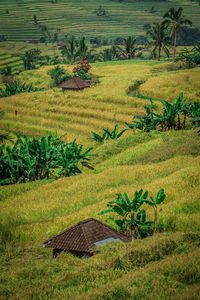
[43, 218, 132, 253]
[59, 77, 90, 89]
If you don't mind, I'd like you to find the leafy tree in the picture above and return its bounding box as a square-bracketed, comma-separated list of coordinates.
[33, 15, 38, 25]
[48, 65, 71, 85]
[22, 48, 41, 70]
[96, 5, 106, 16]
[177, 26, 200, 46]
[163, 7, 192, 60]
[147, 21, 171, 61]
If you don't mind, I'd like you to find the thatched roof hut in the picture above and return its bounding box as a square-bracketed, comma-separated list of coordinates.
[59, 77, 90, 91]
[43, 218, 132, 258]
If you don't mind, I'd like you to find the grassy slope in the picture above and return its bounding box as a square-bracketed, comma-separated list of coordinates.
[0, 61, 200, 299]
[0, 0, 199, 41]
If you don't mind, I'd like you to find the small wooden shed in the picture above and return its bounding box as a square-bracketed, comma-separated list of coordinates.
[59, 77, 90, 91]
[43, 218, 132, 258]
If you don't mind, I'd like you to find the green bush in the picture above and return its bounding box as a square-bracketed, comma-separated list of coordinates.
[48, 65, 71, 85]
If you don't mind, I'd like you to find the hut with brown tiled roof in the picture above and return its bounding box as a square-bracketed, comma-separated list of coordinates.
[43, 218, 132, 258]
[59, 76, 90, 91]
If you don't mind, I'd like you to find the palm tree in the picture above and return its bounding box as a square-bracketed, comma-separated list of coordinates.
[99, 46, 119, 61]
[163, 7, 192, 60]
[60, 36, 79, 64]
[116, 36, 137, 59]
[147, 22, 171, 61]
[77, 37, 98, 62]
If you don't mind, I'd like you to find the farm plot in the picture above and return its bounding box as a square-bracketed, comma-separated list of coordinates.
[0, 53, 24, 74]
[0, 0, 199, 41]
[0, 58, 200, 299]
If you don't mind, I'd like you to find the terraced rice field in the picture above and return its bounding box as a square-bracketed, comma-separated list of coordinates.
[1, 60, 199, 143]
[0, 0, 199, 41]
[0, 59, 200, 299]
[0, 52, 24, 74]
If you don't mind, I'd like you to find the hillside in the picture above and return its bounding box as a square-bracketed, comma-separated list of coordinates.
[0, 60, 200, 299]
[0, 0, 199, 41]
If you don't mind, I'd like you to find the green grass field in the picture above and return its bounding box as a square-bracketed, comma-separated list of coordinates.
[0, 0, 199, 41]
[0, 59, 200, 299]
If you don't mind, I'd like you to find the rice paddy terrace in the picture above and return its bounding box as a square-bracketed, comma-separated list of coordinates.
[0, 59, 200, 299]
[0, 0, 199, 41]
[0, 52, 24, 76]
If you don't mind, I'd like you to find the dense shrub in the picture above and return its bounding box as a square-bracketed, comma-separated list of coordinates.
[48, 65, 71, 85]
[72, 60, 91, 79]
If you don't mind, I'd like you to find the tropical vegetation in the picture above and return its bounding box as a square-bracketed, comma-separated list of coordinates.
[126, 93, 200, 132]
[147, 21, 171, 61]
[163, 7, 192, 60]
[0, 79, 44, 98]
[99, 188, 166, 238]
[0, 133, 95, 186]
[0, 2, 199, 299]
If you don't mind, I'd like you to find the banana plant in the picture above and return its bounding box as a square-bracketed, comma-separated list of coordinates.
[90, 125, 126, 143]
[104, 125, 127, 140]
[143, 189, 166, 234]
[0, 134, 96, 186]
[99, 189, 153, 238]
[56, 141, 95, 177]
[0, 80, 43, 98]
[126, 94, 200, 133]
[99, 188, 166, 238]
[125, 104, 159, 132]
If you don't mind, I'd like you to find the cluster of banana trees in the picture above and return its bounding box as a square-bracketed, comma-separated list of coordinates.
[99, 188, 166, 238]
[0, 134, 96, 186]
[90, 125, 126, 143]
[126, 93, 200, 132]
[0, 80, 44, 98]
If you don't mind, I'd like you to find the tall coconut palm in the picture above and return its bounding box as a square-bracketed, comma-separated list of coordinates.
[147, 22, 171, 61]
[163, 7, 192, 60]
